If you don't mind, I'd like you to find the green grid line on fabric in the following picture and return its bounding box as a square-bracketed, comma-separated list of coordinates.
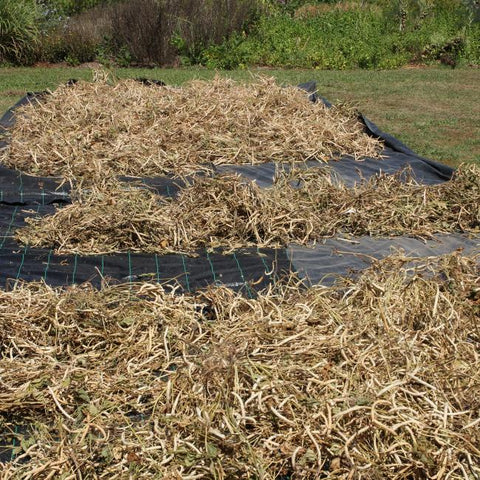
[15, 204, 40, 281]
[100, 255, 105, 277]
[232, 252, 254, 299]
[257, 247, 273, 277]
[206, 250, 218, 284]
[72, 254, 78, 284]
[0, 190, 3, 202]
[18, 174, 24, 204]
[181, 254, 191, 293]
[154, 254, 160, 283]
[10, 425, 18, 462]
[43, 250, 52, 281]
[41, 189, 45, 206]
[0, 206, 19, 249]
[16, 245, 28, 280]
[127, 252, 133, 282]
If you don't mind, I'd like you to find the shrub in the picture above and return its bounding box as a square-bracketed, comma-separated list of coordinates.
[40, 2, 114, 64]
[464, 21, 480, 64]
[27, 0, 480, 68]
[108, 0, 261, 66]
[204, 6, 404, 69]
[170, 0, 262, 65]
[0, 0, 40, 65]
[204, 0, 480, 69]
[109, 0, 172, 65]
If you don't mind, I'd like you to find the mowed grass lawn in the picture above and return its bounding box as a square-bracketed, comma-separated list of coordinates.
[0, 65, 478, 167]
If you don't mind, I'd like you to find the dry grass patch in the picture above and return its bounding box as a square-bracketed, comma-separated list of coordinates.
[1, 74, 382, 181]
[1, 253, 479, 478]
[15, 164, 480, 255]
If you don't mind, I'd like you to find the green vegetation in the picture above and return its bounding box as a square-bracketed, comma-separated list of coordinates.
[205, 1, 480, 69]
[1, 0, 478, 68]
[0, 66, 478, 167]
[0, 0, 40, 65]
[33, 0, 262, 67]
[39, 0, 114, 16]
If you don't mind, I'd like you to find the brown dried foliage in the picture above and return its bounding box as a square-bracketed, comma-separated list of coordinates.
[1, 253, 479, 478]
[1, 75, 382, 181]
[15, 164, 480, 255]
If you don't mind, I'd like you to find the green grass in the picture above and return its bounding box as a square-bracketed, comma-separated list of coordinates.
[1, 65, 479, 166]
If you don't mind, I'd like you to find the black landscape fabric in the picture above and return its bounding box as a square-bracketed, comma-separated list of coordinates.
[0, 82, 477, 292]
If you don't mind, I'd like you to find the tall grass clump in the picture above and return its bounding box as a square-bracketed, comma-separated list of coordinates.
[0, 0, 40, 65]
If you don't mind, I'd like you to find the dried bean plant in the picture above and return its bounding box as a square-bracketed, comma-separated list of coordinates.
[1, 75, 382, 181]
[15, 164, 480, 255]
[0, 253, 479, 478]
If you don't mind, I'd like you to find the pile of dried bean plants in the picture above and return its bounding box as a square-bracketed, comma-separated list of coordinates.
[1, 75, 382, 181]
[15, 163, 480, 255]
[1, 253, 479, 479]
